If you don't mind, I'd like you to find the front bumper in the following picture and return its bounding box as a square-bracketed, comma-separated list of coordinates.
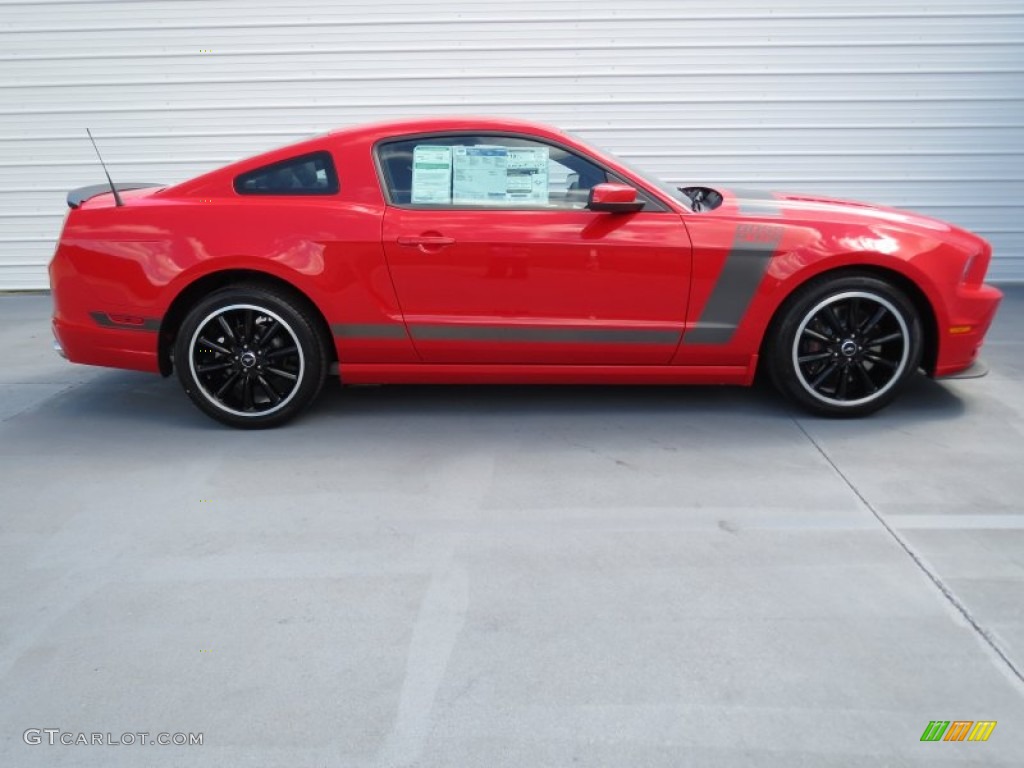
[935, 358, 989, 380]
[933, 282, 1002, 377]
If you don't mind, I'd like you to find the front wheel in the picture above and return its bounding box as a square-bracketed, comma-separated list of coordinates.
[766, 275, 923, 416]
[174, 284, 328, 428]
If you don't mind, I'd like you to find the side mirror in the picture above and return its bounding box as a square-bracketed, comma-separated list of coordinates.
[587, 182, 645, 213]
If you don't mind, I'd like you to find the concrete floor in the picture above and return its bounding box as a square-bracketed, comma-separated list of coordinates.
[1, 289, 1022, 767]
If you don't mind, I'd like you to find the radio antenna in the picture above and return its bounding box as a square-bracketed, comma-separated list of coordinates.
[86, 128, 124, 207]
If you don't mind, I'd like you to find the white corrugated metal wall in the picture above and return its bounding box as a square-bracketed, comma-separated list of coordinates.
[1, 0, 1022, 288]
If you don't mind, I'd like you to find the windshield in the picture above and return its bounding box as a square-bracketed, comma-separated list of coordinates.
[566, 132, 695, 209]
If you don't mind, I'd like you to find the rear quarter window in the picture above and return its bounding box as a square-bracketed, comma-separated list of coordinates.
[234, 151, 339, 195]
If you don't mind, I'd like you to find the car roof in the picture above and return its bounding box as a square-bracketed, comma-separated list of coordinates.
[329, 115, 568, 142]
[162, 116, 573, 197]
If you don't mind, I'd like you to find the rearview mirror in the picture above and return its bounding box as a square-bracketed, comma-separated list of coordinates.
[587, 182, 645, 213]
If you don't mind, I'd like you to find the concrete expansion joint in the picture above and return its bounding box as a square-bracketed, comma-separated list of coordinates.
[792, 417, 1024, 693]
[0, 378, 90, 424]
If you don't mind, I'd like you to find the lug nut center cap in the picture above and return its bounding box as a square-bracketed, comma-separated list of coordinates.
[240, 351, 257, 368]
[840, 340, 858, 357]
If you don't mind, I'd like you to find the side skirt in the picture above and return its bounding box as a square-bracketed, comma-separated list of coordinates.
[338, 361, 757, 387]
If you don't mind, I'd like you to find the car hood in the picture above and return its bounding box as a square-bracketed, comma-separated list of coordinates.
[721, 186, 961, 236]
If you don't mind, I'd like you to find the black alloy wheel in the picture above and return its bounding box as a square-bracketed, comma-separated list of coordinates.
[767, 275, 922, 416]
[174, 284, 328, 428]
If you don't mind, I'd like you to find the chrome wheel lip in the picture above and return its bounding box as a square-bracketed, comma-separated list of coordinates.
[188, 303, 305, 418]
[792, 290, 910, 408]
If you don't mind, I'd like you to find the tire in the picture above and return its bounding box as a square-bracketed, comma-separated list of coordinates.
[765, 274, 923, 417]
[174, 283, 329, 428]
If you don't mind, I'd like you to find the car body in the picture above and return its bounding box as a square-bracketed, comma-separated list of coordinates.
[50, 116, 1002, 427]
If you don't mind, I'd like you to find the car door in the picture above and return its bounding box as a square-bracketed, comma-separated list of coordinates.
[377, 134, 692, 365]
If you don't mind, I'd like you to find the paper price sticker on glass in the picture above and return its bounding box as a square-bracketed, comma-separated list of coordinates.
[411, 146, 453, 204]
[506, 147, 549, 204]
[411, 144, 549, 206]
[453, 146, 507, 204]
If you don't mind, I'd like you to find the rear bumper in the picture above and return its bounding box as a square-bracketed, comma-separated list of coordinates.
[933, 282, 1002, 377]
[52, 315, 161, 373]
[50, 240, 163, 374]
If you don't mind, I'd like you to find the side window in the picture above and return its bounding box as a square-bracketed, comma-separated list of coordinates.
[234, 151, 339, 195]
[377, 135, 609, 210]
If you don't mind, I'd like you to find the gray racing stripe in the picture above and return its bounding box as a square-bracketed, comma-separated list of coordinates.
[331, 323, 409, 339]
[89, 311, 160, 332]
[733, 188, 784, 217]
[683, 226, 783, 345]
[737, 200, 784, 217]
[410, 325, 680, 345]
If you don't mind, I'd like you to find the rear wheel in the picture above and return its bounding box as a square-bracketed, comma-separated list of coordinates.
[766, 275, 922, 416]
[174, 284, 328, 428]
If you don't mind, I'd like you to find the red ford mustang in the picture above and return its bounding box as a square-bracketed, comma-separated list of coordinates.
[49, 117, 1002, 428]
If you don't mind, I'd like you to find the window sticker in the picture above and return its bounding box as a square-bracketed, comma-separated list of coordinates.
[506, 147, 549, 204]
[408, 142, 554, 206]
[411, 145, 453, 204]
[452, 146, 509, 204]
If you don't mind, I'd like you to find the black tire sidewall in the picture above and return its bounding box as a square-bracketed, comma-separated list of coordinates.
[174, 285, 327, 428]
[767, 275, 923, 417]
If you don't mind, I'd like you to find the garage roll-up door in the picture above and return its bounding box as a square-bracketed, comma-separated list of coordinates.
[1, 0, 1022, 288]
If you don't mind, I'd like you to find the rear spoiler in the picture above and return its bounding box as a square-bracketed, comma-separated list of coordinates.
[67, 183, 162, 209]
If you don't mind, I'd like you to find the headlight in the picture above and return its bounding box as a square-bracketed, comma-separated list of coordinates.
[960, 252, 976, 284]
[960, 240, 992, 286]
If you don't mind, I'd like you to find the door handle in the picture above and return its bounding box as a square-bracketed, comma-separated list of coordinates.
[396, 235, 455, 248]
